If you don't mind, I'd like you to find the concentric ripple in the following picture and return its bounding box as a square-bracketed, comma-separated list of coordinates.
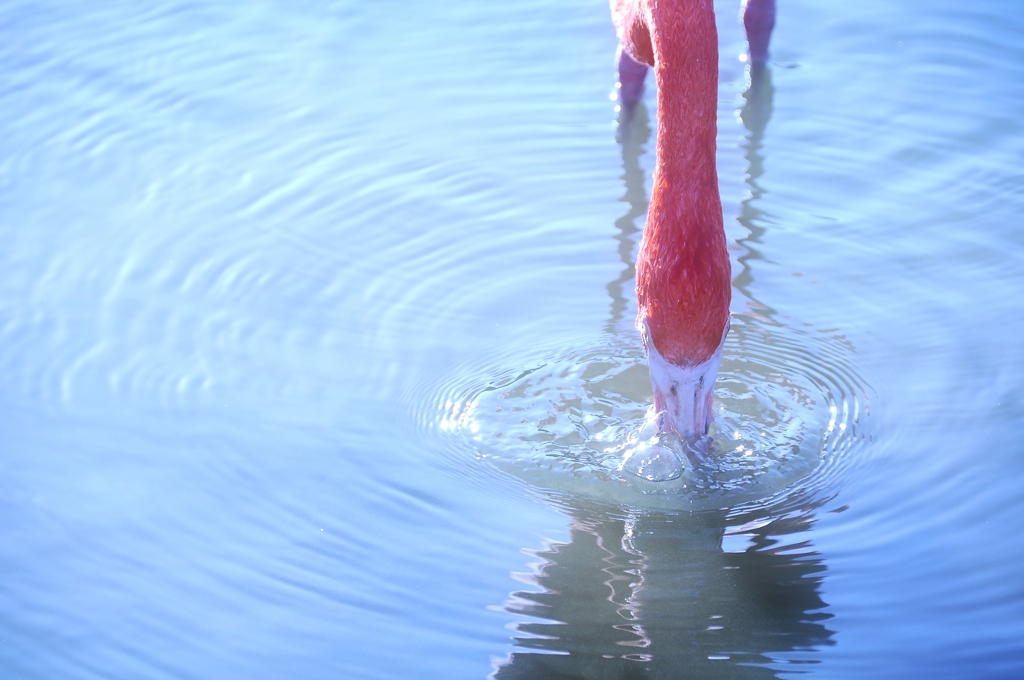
[439, 314, 873, 510]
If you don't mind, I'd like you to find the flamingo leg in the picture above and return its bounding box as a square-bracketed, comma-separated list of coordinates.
[744, 0, 777, 65]
[617, 48, 648, 107]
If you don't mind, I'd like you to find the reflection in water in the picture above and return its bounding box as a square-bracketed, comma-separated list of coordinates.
[493, 499, 833, 678]
[606, 102, 651, 333]
[735, 63, 775, 306]
[494, 62, 836, 677]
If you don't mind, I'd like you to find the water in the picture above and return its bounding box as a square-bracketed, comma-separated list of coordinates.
[2, 0, 1023, 678]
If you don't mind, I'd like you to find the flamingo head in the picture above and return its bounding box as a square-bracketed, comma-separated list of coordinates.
[640, 318, 727, 438]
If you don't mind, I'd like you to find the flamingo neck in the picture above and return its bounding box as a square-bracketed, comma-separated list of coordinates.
[650, 0, 719, 204]
[636, 0, 731, 367]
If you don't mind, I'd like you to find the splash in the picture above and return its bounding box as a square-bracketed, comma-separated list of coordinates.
[440, 316, 872, 510]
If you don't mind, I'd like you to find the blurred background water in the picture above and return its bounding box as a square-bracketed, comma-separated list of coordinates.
[2, 0, 1023, 678]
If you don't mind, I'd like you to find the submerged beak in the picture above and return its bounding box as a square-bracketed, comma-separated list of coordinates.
[641, 321, 726, 438]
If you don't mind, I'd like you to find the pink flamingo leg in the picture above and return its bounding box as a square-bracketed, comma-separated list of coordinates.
[617, 49, 648, 106]
[744, 0, 776, 65]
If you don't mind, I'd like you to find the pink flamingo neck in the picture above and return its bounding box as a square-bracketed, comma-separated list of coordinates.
[649, 2, 719, 193]
[611, 0, 732, 436]
[634, 0, 731, 368]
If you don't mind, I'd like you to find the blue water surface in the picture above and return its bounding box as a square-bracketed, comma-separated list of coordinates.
[2, 0, 1023, 678]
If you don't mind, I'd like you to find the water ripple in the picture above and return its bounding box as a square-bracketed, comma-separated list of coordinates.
[429, 314, 874, 513]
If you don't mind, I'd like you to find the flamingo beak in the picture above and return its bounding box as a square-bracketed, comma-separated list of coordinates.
[641, 321, 725, 438]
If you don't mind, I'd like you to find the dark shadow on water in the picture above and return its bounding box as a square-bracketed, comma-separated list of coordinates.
[492, 498, 833, 679]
